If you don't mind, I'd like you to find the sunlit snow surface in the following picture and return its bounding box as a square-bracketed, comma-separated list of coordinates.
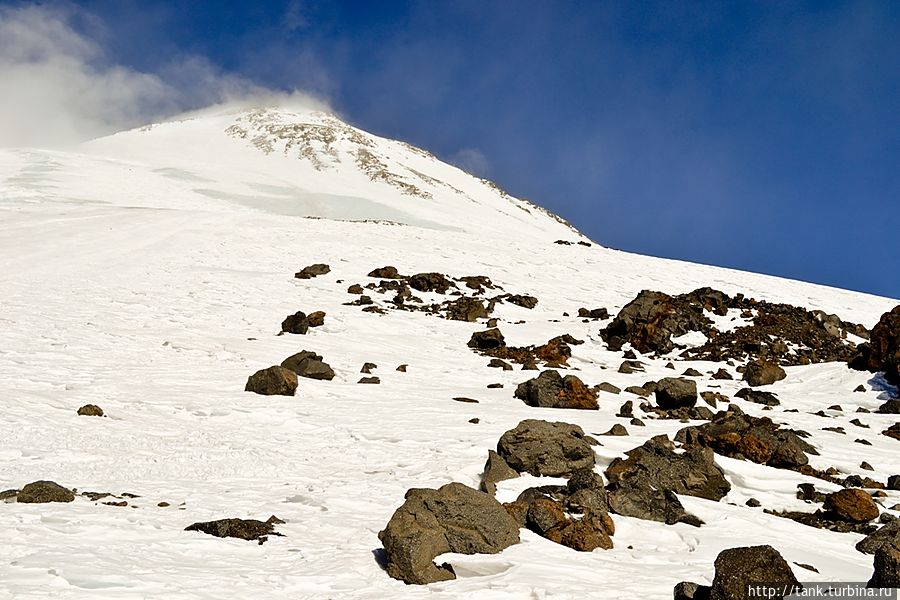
[1, 107, 898, 599]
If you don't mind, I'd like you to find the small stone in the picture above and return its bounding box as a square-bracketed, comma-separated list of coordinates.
[358, 377, 380, 384]
[77, 404, 104, 417]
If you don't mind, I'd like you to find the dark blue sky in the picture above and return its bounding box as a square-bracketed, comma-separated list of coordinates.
[34, 1, 900, 298]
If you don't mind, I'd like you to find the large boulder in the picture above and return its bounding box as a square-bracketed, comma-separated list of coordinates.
[709, 545, 799, 599]
[368, 266, 401, 279]
[857, 518, 900, 554]
[655, 378, 698, 410]
[497, 419, 596, 477]
[867, 305, 900, 386]
[742, 359, 787, 387]
[824, 489, 879, 523]
[468, 328, 506, 350]
[607, 481, 700, 526]
[17, 480, 75, 503]
[280, 351, 335, 381]
[378, 483, 519, 585]
[605, 435, 730, 501]
[869, 544, 900, 588]
[601, 290, 713, 354]
[245, 366, 298, 396]
[445, 296, 489, 322]
[514, 370, 598, 410]
[281, 311, 310, 335]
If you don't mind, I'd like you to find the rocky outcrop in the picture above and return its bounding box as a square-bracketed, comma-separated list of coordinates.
[245, 366, 298, 396]
[601, 290, 711, 354]
[514, 370, 599, 410]
[378, 483, 519, 585]
[16, 481, 75, 503]
[866, 305, 900, 386]
[869, 544, 900, 588]
[408, 272, 454, 294]
[857, 518, 900, 554]
[605, 435, 731, 501]
[445, 296, 489, 322]
[185, 516, 284, 543]
[497, 419, 596, 477]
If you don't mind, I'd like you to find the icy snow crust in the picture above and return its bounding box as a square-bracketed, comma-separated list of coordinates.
[1, 107, 898, 599]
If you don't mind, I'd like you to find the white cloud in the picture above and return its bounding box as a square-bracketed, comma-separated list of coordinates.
[449, 147, 492, 177]
[0, 4, 330, 149]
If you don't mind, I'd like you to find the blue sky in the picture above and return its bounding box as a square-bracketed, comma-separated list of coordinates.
[4, 1, 899, 299]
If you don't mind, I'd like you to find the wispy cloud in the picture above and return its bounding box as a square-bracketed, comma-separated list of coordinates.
[0, 4, 329, 148]
[449, 148, 492, 177]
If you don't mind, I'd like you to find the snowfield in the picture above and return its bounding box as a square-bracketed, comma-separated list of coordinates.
[1, 106, 898, 599]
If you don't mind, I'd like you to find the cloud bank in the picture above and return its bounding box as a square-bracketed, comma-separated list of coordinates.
[0, 4, 328, 148]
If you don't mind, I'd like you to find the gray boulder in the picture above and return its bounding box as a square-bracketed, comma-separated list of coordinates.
[710, 545, 799, 599]
[655, 377, 698, 410]
[869, 544, 900, 588]
[245, 366, 298, 396]
[497, 419, 596, 477]
[281, 351, 335, 381]
[378, 483, 519, 585]
[742, 359, 787, 387]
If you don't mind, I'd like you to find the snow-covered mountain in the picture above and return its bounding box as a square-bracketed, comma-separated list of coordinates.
[1, 105, 898, 599]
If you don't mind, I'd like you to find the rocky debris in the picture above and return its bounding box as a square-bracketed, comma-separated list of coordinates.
[378, 483, 519, 585]
[578, 307, 609, 320]
[625, 385, 650, 397]
[245, 366, 298, 396]
[514, 370, 599, 410]
[860, 305, 900, 386]
[682, 368, 703, 377]
[712, 368, 733, 380]
[16, 481, 75, 503]
[618, 360, 645, 374]
[742, 359, 786, 387]
[488, 358, 513, 370]
[468, 328, 505, 350]
[606, 435, 730, 501]
[294, 263, 330, 279]
[360, 362, 377, 374]
[857, 518, 900, 554]
[735, 387, 780, 406]
[368, 266, 401, 279]
[358, 376, 380, 384]
[655, 378, 698, 410]
[824, 489, 879, 523]
[677, 545, 800, 600]
[602, 424, 629, 436]
[408, 272, 455, 294]
[480, 450, 519, 495]
[554, 239, 572, 245]
[347, 284, 364, 294]
[281, 311, 310, 334]
[281, 351, 335, 381]
[601, 289, 715, 354]
[307, 311, 326, 327]
[445, 296, 490, 321]
[497, 419, 596, 477]
[457, 275, 495, 292]
[346, 295, 374, 307]
[701, 391, 727, 407]
[883, 424, 900, 441]
[503, 294, 538, 309]
[597, 382, 621, 395]
[869, 544, 900, 588]
[77, 404, 104, 417]
[676, 407, 816, 469]
[185, 516, 284, 544]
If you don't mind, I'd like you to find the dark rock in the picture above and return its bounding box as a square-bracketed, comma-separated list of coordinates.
[883, 424, 900, 441]
[742, 359, 787, 387]
[408, 272, 454, 294]
[360, 362, 377, 374]
[746, 498, 761, 507]
[77, 404, 104, 417]
[453, 397, 478, 403]
[601, 289, 715, 354]
[358, 377, 380, 384]
[578, 307, 609, 320]
[877, 399, 900, 414]
[347, 284, 364, 294]
[735, 387, 780, 406]
[468, 328, 506, 350]
[888, 475, 900, 490]
[281, 352, 335, 381]
[607, 482, 701, 526]
[378, 483, 519, 585]
[368, 266, 401, 279]
[866, 305, 900, 386]
[281, 311, 309, 334]
[824, 489, 879, 523]
[712, 369, 733, 380]
[185, 516, 283, 542]
[617, 400, 634, 417]
[480, 450, 519, 495]
[869, 544, 900, 588]
[497, 419, 596, 477]
[514, 370, 599, 410]
[602, 424, 629, 436]
[618, 360, 645, 374]
[857, 518, 900, 554]
[862, 461, 874, 471]
[682, 368, 703, 377]
[487, 383, 503, 389]
[655, 378, 698, 410]
[17, 481, 75, 503]
[625, 385, 650, 397]
[294, 264, 330, 279]
[674, 581, 711, 600]
[307, 311, 325, 327]
[709, 545, 799, 599]
[488, 358, 513, 370]
[445, 296, 489, 322]
[505, 294, 538, 309]
[396, 364, 407, 372]
[606, 435, 730, 501]
[855, 384, 867, 392]
[630, 418, 645, 426]
[245, 366, 298, 396]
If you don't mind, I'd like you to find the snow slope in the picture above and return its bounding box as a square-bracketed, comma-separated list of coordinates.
[1, 106, 898, 599]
